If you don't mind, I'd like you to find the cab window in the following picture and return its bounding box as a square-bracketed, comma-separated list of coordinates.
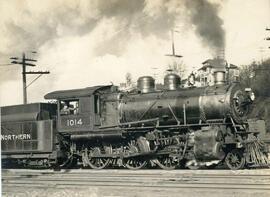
[94, 95, 100, 114]
[60, 100, 79, 115]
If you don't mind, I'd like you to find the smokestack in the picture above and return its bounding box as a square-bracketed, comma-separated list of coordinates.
[216, 48, 225, 59]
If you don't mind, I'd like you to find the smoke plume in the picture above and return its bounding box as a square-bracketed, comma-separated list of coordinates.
[184, 0, 225, 56]
[0, 0, 226, 105]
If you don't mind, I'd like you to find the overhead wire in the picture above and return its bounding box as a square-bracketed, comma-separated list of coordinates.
[0, 63, 13, 66]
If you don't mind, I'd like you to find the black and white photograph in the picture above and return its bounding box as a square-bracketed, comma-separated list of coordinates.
[1, 0, 270, 196]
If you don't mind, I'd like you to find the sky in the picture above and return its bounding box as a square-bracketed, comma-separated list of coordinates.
[0, 0, 270, 106]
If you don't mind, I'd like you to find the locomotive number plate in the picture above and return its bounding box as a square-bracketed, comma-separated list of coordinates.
[66, 118, 83, 126]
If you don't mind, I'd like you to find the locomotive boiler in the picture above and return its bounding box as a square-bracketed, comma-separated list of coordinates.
[119, 73, 250, 126]
[1, 64, 269, 170]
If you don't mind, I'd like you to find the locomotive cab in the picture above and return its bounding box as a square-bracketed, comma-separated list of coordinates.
[44, 85, 112, 134]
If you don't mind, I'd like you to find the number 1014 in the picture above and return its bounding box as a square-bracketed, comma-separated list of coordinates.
[67, 119, 83, 126]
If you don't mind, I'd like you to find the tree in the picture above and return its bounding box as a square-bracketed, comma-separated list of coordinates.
[125, 72, 133, 87]
[166, 60, 186, 78]
[239, 58, 270, 97]
[239, 61, 256, 88]
[239, 58, 270, 133]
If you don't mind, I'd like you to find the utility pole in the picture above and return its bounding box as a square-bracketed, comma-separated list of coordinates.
[259, 47, 266, 62]
[266, 28, 270, 48]
[151, 67, 158, 81]
[10, 52, 50, 104]
[164, 29, 185, 78]
[165, 29, 183, 58]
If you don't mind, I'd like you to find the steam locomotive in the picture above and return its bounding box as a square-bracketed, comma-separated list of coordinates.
[1, 65, 269, 170]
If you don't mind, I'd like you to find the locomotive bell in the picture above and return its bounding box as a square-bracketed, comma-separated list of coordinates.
[137, 76, 155, 93]
[164, 73, 181, 90]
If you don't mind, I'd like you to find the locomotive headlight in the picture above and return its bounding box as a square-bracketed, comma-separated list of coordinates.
[249, 92, 255, 101]
[245, 88, 255, 102]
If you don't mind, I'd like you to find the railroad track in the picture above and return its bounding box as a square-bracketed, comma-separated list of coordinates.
[2, 169, 270, 197]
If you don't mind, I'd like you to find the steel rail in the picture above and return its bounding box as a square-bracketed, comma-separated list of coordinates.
[2, 180, 270, 191]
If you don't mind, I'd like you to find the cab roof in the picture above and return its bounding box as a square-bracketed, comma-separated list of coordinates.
[44, 85, 112, 100]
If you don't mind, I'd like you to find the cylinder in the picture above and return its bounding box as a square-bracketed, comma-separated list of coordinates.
[137, 76, 155, 93]
[164, 73, 181, 90]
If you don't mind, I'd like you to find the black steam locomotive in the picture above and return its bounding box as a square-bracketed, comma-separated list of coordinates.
[1, 67, 269, 170]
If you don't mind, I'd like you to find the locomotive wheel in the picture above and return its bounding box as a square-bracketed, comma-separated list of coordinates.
[225, 149, 245, 170]
[87, 147, 110, 169]
[123, 140, 148, 170]
[155, 155, 178, 170]
[88, 157, 110, 169]
[123, 157, 147, 170]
